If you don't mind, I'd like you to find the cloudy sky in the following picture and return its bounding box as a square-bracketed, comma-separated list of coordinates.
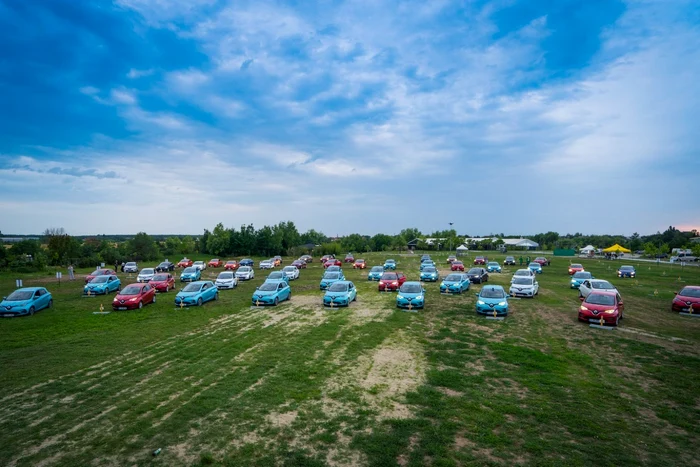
[1, 0, 698, 237]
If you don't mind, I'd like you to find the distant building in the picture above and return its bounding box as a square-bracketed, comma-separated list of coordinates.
[465, 237, 540, 250]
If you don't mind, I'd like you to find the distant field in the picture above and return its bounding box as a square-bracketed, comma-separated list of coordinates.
[0, 253, 699, 466]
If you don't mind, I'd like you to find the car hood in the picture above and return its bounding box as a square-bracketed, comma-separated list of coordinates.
[216, 277, 235, 282]
[581, 303, 616, 312]
[182, 272, 198, 277]
[85, 283, 107, 289]
[114, 294, 140, 301]
[177, 291, 202, 297]
[150, 280, 169, 285]
[510, 284, 534, 290]
[478, 297, 507, 304]
[325, 290, 351, 298]
[253, 290, 278, 297]
[0, 299, 32, 307]
[441, 280, 460, 285]
[676, 295, 700, 303]
[398, 292, 423, 298]
[420, 272, 437, 276]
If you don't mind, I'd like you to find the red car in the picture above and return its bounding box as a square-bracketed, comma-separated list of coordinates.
[353, 259, 366, 269]
[224, 260, 239, 271]
[177, 258, 193, 268]
[150, 273, 175, 292]
[85, 269, 117, 284]
[378, 272, 406, 292]
[208, 258, 223, 268]
[451, 261, 465, 271]
[324, 258, 342, 268]
[578, 291, 625, 326]
[534, 257, 550, 266]
[473, 256, 487, 265]
[112, 283, 157, 310]
[291, 260, 307, 269]
[320, 255, 335, 264]
[568, 263, 584, 275]
[672, 286, 700, 313]
[344, 254, 355, 263]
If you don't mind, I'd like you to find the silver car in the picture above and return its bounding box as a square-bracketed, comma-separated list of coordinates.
[123, 262, 139, 273]
[137, 268, 156, 283]
[215, 271, 238, 289]
[509, 276, 539, 298]
[236, 266, 255, 281]
[193, 261, 206, 271]
[259, 260, 274, 270]
[578, 279, 618, 299]
[511, 269, 535, 283]
[282, 266, 299, 280]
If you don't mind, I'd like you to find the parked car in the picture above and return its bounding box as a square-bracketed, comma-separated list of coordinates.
[84, 275, 121, 295]
[504, 256, 516, 266]
[534, 257, 550, 266]
[420, 254, 431, 262]
[282, 266, 300, 280]
[123, 262, 139, 273]
[273, 256, 283, 266]
[466, 267, 489, 284]
[235, 266, 255, 281]
[224, 260, 239, 271]
[486, 262, 502, 273]
[112, 283, 156, 310]
[150, 273, 175, 292]
[420, 266, 439, 282]
[193, 261, 207, 271]
[137, 268, 156, 283]
[568, 263, 584, 275]
[383, 259, 397, 270]
[208, 258, 223, 268]
[266, 271, 289, 283]
[367, 266, 384, 281]
[451, 261, 465, 272]
[291, 260, 307, 269]
[0, 287, 53, 317]
[323, 281, 357, 307]
[578, 279, 618, 300]
[672, 286, 700, 312]
[378, 272, 406, 292]
[320, 255, 335, 264]
[528, 262, 543, 274]
[85, 268, 117, 284]
[177, 258, 193, 268]
[476, 286, 509, 317]
[175, 281, 218, 307]
[326, 265, 342, 274]
[252, 280, 291, 306]
[300, 255, 313, 263]
[240, 258, 254, 267]
[353, 259, 366, 269]
[215, 271, 238, 290]
[396, 282, 425, 310]
[509, 276, 538, 298]
[440, 273, 470, 294]
[447, 255, 457, 263]
[511, 269, 536, 282]
[617, 265, 636, 278]
[473, 256, 487, 265]
[571, 271, 594, 289]
[578, 291, 625, 326]
[180, 267, 201, 282]
[420, 260, 436, 271]
[320, 271, 345, 290]
[156, 261, 175, 272]
[344, 254, 355, 263]
[259, 259, 274, 270]
[324, 258, 342, 268]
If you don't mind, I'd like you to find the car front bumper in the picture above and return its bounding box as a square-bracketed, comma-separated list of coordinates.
[84, 288, 108, 295]
[440, 285, 464, 294]
[0, 308, 29, 317]
[252, 296, 276, 306]
[476, 305, 508, 316]
[578, 310, 619, 325]
[510, 288, 534, 297]
[420, 276, 438, 281]
[378, 284, 399, 291]
[396, 298, 424, 309]
[216, 282, 236, 289]
[324, 297, 350, 307]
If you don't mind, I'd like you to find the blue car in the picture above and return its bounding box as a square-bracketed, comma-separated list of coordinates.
[440, 273, 470, 294]
[367, 266, 384, 281]
[420, 266, 439, 282]
[252, 280, 291, 306]
[420, 261, 436, 271]
[396, 281, 425, 310]
[180, 267, 201, 282]
[617, 265, 636, 278]
[420, 254, 432, 262]
[476, 285, 509, 316]
[266, 271, 289, 283]
[175, 281, 219, 307]
[84, 275, 121, 295]
[383, 259, 397, 270]
[528, 262, 543, 274]
[323, 281, 357, 307]
[571, 271, 594, 289]
[320, 271, 345, 290]
[240, 258, 254, 267]
[486, 262, 502, 273]
[0, 287, 53, 317]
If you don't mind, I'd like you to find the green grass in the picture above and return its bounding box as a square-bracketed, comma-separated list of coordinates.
[0, 253, 699, 466]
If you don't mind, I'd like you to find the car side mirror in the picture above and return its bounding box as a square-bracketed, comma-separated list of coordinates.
[255, 286, 259, 290]
[2, 296, 5, 300]
[474, 293, 479, 296]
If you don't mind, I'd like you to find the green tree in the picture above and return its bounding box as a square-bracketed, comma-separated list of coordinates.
[207, 224, 230, 256]
[179, 236, 194, 254]
[300, 229, 326, 246]
[370, 234, 393, 252]
[127, 232, 159, 261]
[399, 228, 422, 242]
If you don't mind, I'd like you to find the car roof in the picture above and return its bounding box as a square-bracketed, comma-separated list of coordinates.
[14, 287, 45, 292]
[264, 279, 287, 284]
[480, 285, 505, 292]
[402, 281, 422, 286]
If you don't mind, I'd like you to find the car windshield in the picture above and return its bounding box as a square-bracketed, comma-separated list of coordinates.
[126, 262, 136, 266]
[328, 283, 349, 292]
[356, 259, 364, 263]
[592, 281, 614, 290]
[158, 262, 169, 267]
[481, 288, 505, 299]
[89, 270, 104, 276]
[268, 272, 283, 279]
[506, 257, 514, 261]
[323, 273, 340, 280]
[385, 260, 395, 263]
[467, 268, 481, 274]
[218, 272, 233, 279]
[423, 267, 436, 273]
[571, 264, 583, 269]
[679, 287, 700, 298]
[183, 267, 196, 274]
[152, 274, 169, 281]
[259, 283, 278, 291]
[227, 261, 236, 264]
[453, 262, 463, 266]
[238, 267, 251, 272]
[91, 276, 109, 283]
[371, 267, 383, 272]
[382, 273, 398, 280]
[211, 259, 219, 262]
[515, 270, 530, 276]
[141, 269, 154, 274]
[262, 260, 271, 264]
[121, 286, 141, 295]
[620, 266, 635, 271]
[573, 272, 592, 279]
[182, 283, 202, 292]
[194, 261, 204, 265]
[512, 278, 532, 285]
[6, 291, 33, 301]
[400, 283, 422, 293]
[476, 257, 484, 260]
[529, 263, 539, 268]
[445, 274, 462, 281]
[283, 267, 296, 272]
[586, 294, 615, 306]
[488, 262, 498, 266]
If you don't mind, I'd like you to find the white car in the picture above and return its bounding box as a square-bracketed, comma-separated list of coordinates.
[578, 279, 619, 299]
[193, 261, 206, 271]
[215, 271, 239, 289]
[282, 266, 299, 280]
[123, 262, 139, 273]
[509, 276, 539, 298]
[236, 266, 255, 281]
[259, 259, 274, 270]
[137, 268, 156, 283]
[511, 268, 535, 283]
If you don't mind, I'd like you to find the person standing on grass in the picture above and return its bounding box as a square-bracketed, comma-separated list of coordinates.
[526, 255, 531, 264]
[68, 264, 75, 281]
[519, 256, 523, 266]
[114, 260, 119, 272]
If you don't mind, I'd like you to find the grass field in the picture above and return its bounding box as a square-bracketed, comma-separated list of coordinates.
[1, 253, 699, 466]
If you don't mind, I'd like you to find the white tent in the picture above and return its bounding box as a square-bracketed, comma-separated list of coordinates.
[456, 244, 469, 251]
[580, 245, 596, 253]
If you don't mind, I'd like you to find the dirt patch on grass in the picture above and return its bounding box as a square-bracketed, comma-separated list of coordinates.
[265, 410, 298, 428]
[437, 387, 463, 397]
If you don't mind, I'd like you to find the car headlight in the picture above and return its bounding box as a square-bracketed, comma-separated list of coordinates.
[498, 301, 506, 306]
[604, 309, 616, 314]
[415, 295, 423, 300]
[580, 306, 588, 311]
[397, 295, 404, 299]
[477, 300, 485, 305]
[571, 279, 576, 283]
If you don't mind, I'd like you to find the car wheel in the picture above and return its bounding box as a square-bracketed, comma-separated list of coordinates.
[28, 306, 35, 316]
[197, 298, 203, 307]
[288, 290, 292, 300]
[614, 315, 619, 326]
[215, 292, 219, 301]
[138, 301, 143, 309]
[274, 297, 279, 306]
[48, 299, 53, 309]
[353, 294, 357, 302]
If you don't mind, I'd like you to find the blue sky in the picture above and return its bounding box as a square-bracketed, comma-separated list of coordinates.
[1, 0, 699, 236]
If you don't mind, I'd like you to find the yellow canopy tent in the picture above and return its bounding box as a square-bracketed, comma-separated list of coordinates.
[602, 244, 631, 253]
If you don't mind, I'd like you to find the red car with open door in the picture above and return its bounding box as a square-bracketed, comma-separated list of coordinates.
[150, 273, 175, 293]
[378, 272, 406, 292]
[578, 291, 625, 326]
[112, 283, 157, 310]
